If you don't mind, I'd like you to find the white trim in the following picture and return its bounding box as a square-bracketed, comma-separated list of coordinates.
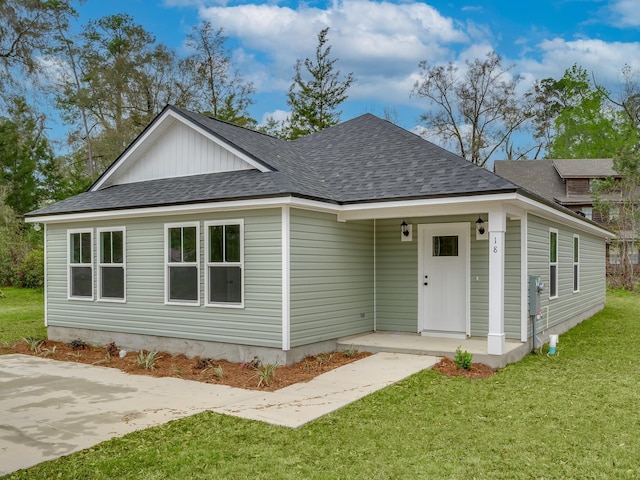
[281, 206, 291, 350]
[67, 228, 94, 301]
[417, 222, 470, 336]
[92, 109, 271, 191]
[520, 213, 528, 342]
[488, 207, 506, 355]
[204, 219, 244, 308]
[96, 227, 126, 303]
[373, 218, 377, 332]
[27, 191, 612, 240]
[164, 222, 200, 306]
[573, 234, 580, 293]
[549, 228, 559, 300]
[44, 224, 48, 326]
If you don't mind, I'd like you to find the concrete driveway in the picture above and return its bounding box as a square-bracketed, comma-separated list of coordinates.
[0, 352, 437, 475]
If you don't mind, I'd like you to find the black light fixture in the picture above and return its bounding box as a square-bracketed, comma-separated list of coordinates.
[401, 220, 410, 237]
[476, 216, 485, 235]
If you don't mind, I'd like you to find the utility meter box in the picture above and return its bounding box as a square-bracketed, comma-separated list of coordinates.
[528, 275, 544, 319]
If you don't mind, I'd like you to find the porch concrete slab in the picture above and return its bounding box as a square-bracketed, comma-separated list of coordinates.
[338, 332, 528, 368]
[0, 352, 436, 475]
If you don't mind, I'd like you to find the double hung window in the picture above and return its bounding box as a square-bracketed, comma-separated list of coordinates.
[205, 221, 243, 306]
[68, 229, 93, 299]
[549, 229, 558, 299]
[98, 228, 126, 301]
[166, 223, 199, 304]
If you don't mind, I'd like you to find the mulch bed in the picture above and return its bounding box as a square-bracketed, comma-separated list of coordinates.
[431, 356, 497, 379]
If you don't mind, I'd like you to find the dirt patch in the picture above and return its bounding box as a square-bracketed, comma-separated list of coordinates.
[432, 356, 496, 379]
[4, 339, 371, 391]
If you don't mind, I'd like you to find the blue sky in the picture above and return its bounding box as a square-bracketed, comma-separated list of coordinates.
[68, 0, 639, 151]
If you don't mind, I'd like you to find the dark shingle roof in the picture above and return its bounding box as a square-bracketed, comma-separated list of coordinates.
[494, 159, 566, 203]
[29, 106, 522, 218]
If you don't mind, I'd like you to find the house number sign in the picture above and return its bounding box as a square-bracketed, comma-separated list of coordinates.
[490, 233, 503, 255]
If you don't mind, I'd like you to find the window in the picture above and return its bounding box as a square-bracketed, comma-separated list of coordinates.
[582, 207, 593, 221]
[165, 223, 199, 304]
[432, 236, 458, 257]
[573, 235, 579, 293]
[68, 229, 93, 299]
[549, 229, 558, 299]
[205, 220, 243, 306]
[98, 228, 125, 301]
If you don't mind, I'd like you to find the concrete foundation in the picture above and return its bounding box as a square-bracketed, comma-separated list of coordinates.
[47, 327, 337, 366]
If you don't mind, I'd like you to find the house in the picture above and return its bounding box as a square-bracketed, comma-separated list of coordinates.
[26, 106, 611, 368]
[494, 159, 634, 265]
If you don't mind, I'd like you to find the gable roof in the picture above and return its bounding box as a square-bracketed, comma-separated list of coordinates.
[28, 105, 522, 218]
[552, 158, 618, 178]
[493, 159, 566, 203]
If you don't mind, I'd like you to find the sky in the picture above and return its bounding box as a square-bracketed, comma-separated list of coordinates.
[67, 0, 640, 154]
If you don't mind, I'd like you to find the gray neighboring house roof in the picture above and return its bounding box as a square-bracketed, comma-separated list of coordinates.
[28, 105, 528, 218]
[553, 158, 618, 178]
[493, 159, 566, 203]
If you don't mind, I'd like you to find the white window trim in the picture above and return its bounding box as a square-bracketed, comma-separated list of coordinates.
[67, 228, 93, 301]
[204, 219, 244, 308]
[573, 234, 580, 293]
[549, 228, 558, 300]
[97, 227, 126, 303]
[164, 222, 200, 306]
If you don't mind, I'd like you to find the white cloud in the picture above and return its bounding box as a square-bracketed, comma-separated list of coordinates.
[519, 38, 640, 88]
[608, 0, 640, 28]
[197, 0, 468, 103]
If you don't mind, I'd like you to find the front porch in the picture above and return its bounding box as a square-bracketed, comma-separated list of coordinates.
[337, 332, 530, 369]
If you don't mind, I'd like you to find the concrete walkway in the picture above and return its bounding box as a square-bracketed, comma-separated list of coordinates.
[0, 352, 437, 475]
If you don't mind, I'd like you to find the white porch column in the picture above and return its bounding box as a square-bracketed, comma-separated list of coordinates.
[488, 207, 506, 355]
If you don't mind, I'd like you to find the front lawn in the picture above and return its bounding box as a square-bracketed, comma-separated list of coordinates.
[0, 287, 45, 344]
[3, 291, 640, 479]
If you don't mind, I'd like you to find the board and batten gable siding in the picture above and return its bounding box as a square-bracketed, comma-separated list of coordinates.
[115, 120, 253, 185]
[45, 209, 283, 347]
[289, 209, 374, 347]
[526, 214, 605, 334]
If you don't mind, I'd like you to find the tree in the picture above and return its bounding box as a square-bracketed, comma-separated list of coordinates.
[0, 0, 75, 96]
[533, 65, 628, 159]
[592, 145, 640, 290]
[0, 97, 59, 217]
[287, 28, 354, 139]
[181, 21, 255, 127]
[412, 51, 532, 167]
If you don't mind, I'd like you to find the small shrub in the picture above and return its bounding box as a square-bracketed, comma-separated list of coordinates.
[23, 337, 44, 354]
[454, 346, 473, 370]
[343, 345, 359, 358]
[315, 353, 335, 365]
[68, 339, 87, 350]
[252, 362, 278, 387]
[136, 350, 161, 371]
[105, 342, 118, 356]
[40, 345, 57, 358]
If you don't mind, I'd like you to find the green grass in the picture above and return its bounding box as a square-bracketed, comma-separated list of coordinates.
[3, 292, 640, 478]
[0, 287, 45, 344]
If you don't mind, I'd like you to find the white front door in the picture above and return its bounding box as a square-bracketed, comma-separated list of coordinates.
[418, 223, 470, 338]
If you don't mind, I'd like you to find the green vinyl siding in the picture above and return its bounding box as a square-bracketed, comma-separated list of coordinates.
[45, 209, 282, 348]
[289, 209, 373, 347]
[376, 216, 521, 338]
[526, 214, 605, 336]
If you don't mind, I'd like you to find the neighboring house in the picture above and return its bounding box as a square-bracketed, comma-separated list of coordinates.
[494, 159, 634, 265]
[26, 106, 611, 367]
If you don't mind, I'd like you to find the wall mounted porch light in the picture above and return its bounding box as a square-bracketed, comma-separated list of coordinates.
[476, 216, 488, 240]
[401, 220, 413, 242]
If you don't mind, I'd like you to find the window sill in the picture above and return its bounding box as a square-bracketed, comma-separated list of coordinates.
[206, 302, 244, 309]
[67, 296, 94, 302]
